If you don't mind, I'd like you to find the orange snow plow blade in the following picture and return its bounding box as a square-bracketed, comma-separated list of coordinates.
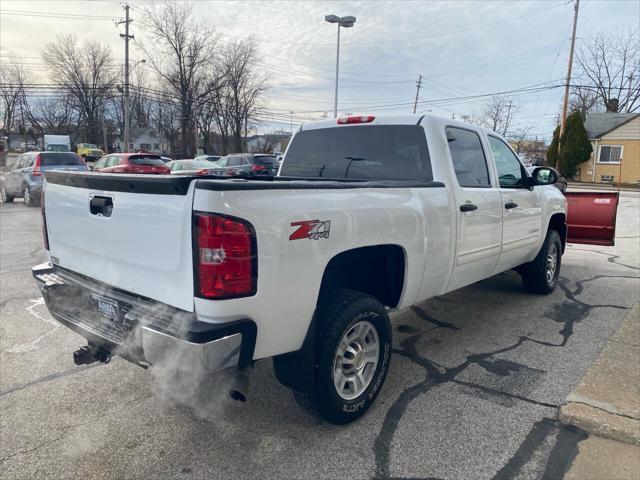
[565, 191, 619, 246]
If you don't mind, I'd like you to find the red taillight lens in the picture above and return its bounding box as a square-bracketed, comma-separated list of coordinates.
[33, 154, 42, 176]
[194, 213, 256, 299]
[41, 188, 49, 250]
[251, 165, 266, 172]
[337, 115, 375, 124]
[196, 168, 209, 176]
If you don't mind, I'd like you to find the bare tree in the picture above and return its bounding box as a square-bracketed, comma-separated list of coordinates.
[220, 38, 266, 152]
[0, 56, 30, 146]
[472, 96, 519, 137]
[569, 86, 600, 114]
[42, 35, 117, 144]
[142, 1, 220, 157]
[24, 95, 80, 144]
[574, 31, 640, 113]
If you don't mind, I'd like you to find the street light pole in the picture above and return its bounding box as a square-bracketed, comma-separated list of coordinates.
[334, 24, 340, 118]
[325, 15, 356, 118]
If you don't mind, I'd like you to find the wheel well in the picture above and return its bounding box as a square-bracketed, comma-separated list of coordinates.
[549, 213, 567, 252]
[318, 245, 405, 308]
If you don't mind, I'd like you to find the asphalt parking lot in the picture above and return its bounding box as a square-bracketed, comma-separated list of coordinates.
[1, 191, 639, 480]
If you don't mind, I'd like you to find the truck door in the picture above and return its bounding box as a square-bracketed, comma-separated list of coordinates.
[445, 126, 503, 291]
[487, 135, 543, 272]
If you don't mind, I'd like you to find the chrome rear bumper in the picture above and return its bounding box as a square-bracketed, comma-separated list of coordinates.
[32, 263, 255, 373]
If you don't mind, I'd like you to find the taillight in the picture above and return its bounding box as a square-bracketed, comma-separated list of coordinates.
[194, 213, 257, 299]
[337, 115, 375, 124]
[251, 165, 266, 172]
[41, 188, 49, 250]
[33, 154, 42, 176]
[196, 168, 209, 176]
[226, 168, 235, 176]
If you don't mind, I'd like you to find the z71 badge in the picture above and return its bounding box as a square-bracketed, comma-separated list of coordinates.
[289, 220, 331, 241]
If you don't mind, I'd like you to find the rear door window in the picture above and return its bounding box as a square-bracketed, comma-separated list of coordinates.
[227, 156, 243, 167]
[446, 127, 491, 188]
[40, 153, 84, 166]
[252, 156, 277, 165]
[281, 125, 432, 180]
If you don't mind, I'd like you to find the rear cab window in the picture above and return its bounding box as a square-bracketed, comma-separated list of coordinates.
[281, 125, 432, 180]
[252, 156, 277, 165]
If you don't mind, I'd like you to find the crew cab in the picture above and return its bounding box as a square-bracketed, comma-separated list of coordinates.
[35, 114, 587, 424]
[91, 153, 170, 174]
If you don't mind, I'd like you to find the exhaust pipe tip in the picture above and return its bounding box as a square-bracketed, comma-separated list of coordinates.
[73, 344, 112, 366]
[228, 364, 253, 402]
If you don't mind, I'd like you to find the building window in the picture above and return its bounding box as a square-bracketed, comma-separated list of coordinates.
[153, 143, 160, 150]
[139, 143, 151, 151]
[601, 175, 614, 183]
[598, 145, 623, 164]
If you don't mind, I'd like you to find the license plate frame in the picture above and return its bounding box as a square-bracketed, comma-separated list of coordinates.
[91, 292, 121, 321]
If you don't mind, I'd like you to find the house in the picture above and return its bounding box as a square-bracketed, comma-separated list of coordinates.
[113, 127, 165, 154]
[576, 112, 640, 185]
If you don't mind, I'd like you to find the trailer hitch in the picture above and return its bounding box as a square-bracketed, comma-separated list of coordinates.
[73, 344, 112, 366]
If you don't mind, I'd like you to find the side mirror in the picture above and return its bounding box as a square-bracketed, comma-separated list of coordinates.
[531, 166, 558, 186]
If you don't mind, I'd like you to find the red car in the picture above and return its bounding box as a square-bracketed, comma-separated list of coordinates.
[91, 153, 170, 174]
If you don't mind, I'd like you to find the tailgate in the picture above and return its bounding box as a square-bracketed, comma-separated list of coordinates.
[43, 172, 196, 311]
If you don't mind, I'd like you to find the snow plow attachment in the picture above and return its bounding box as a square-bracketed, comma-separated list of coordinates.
[565, 191, 619, 246]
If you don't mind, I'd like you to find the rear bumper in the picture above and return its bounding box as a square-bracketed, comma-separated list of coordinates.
[32, 263, 256, 372]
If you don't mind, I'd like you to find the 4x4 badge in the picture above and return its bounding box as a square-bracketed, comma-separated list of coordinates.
[289, 220, 331, 241]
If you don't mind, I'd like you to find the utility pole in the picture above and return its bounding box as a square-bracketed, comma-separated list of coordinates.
[118, 5, 133, 153]
[557, 0, 580, 168]
[413, 74, 423, 114]
[102, 120, 108, 153]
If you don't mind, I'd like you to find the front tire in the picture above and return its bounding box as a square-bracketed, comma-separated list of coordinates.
[23, 185, 38, 207]
[521, 229, 562, 294]
[293, 290, 392, 424]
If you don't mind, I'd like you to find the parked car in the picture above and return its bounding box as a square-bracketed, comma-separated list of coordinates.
[166, 159, 222, 175]
[526, 166, 567, 192]
[160, 156, 173, 163]
[77, 143, 105, 162]
[1, 151, 87, 206]
[194, 155, 221, 163]
[92, 153, 170, 174]
[216, 153, 279, 176]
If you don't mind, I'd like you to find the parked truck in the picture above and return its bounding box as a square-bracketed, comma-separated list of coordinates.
[44, 135, 71, 152]
[34, 114, 603, 424]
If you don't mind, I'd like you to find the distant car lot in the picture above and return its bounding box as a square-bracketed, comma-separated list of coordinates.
[1, 190, 638, 479]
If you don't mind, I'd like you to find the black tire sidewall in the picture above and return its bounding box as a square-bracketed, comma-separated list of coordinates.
[315, 294, 392, 424]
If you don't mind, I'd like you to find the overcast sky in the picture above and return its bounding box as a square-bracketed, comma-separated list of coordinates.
[1, 0, 639, 140]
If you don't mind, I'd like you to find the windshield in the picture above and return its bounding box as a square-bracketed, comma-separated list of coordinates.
[81, 144, 98, 149]
[281, 125, 432, 180]
[40, 152, 85, 166]
[252, 156, 277, 165]
[129, 155, 165, 166]
[46, 144, 70, 152]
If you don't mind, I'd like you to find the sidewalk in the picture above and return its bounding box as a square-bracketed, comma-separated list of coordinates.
[560, 305, 640, 479]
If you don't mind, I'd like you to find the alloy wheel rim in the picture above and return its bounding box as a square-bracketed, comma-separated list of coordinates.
[1, 188, 5, 202]
[546, 244, 558, 284]
[333, 320, 380, 400]
[24, 188, 30, 204]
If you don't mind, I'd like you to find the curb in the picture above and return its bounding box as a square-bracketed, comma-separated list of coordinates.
[559, 305, 640, 445]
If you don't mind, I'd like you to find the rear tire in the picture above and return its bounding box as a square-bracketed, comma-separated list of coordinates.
[293, 289, 392, 424]
[1, 186, 14, 203]
[23, 185, 38, 207]
[521, 229, 562, 294]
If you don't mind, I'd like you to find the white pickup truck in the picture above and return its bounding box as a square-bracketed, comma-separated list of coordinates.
[34, 114, 569, 424]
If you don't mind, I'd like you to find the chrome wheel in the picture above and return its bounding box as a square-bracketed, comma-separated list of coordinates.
[333, 320, 380, 400]
[23, 187, 31, 205]
[1, 188, 6, 202]
[546, 243, 558, 284]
